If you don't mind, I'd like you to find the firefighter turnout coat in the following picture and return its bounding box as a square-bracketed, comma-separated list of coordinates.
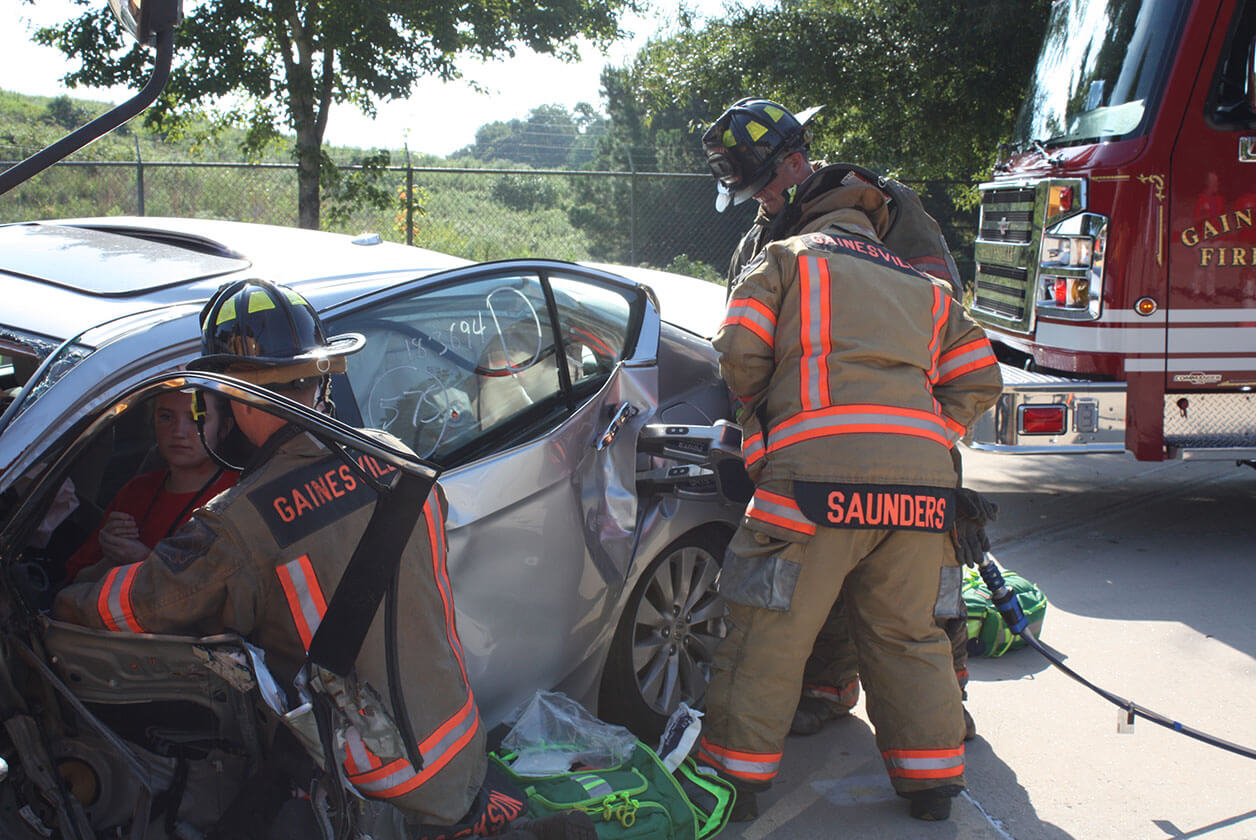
[715, 182, 1002, 522]
[54, 428, 485, 824]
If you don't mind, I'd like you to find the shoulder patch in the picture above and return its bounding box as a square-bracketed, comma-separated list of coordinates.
[155, 517, 218, 573]
[247, 453, 396, 548]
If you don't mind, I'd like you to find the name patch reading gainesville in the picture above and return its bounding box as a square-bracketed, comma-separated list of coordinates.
[794, 482, 955, 533]
[249, 453, 397, 547]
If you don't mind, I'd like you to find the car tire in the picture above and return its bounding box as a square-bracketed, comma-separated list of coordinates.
[599, 525, 731, 741]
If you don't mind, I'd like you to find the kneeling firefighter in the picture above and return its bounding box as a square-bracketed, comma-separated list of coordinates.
[698, 142, 1003, 820]
[55, 279, 591, 839]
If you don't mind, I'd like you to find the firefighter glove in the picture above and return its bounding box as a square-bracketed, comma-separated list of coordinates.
[953, 488, 998, 567]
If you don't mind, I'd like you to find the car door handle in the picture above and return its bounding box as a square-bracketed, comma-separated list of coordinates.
[596, 402, 638, 450]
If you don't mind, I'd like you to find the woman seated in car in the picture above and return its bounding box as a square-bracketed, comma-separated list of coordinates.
[66, 389, 237, 582]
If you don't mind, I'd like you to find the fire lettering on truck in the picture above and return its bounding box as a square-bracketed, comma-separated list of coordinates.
[1180, 208, 1252, 245]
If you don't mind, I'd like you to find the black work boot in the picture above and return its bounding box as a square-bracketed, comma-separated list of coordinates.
[963, 706, 977, 741]
[789, 696, 848, 736]
[905, 785, 961, 821]
[729, 787, 759, 822]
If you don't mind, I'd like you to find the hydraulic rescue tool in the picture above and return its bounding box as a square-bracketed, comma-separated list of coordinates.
[975, 553, 1256, 761]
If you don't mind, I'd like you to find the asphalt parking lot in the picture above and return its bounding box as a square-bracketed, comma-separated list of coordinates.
[717, 447, 1256, 840]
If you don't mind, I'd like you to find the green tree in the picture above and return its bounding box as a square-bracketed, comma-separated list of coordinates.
[31, 0, 636, 229]
[589, 0, 1052, 275]
[458, 103, 608, 167]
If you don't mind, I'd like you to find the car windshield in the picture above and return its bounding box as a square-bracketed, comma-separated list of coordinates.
[1011, 0, 1189, 149]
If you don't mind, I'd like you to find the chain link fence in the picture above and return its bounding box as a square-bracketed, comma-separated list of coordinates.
[0, 154, 977, 285]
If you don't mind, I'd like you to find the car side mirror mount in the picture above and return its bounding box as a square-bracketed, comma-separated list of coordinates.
[108, 0, 183, 47]
[0, 0, 183, 195]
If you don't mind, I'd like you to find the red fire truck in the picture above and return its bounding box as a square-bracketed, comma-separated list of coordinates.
[966, 0, 1256, 463]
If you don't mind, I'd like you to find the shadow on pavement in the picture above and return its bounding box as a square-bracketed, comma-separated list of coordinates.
[719, 707, 1073, 839]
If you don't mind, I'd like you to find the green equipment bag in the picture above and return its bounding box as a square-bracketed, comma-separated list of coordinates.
[490, 742, 735, 840]
[963, 565, 1048, 657]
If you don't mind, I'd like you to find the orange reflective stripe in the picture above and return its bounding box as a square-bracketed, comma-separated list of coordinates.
[798, 256, 833, 411]
[347, 693, 481, 799]
[937, 337, 996, 385]
[882, 746, 965, 780]
[769, 404, 952, 450]
[746, 488, 816, 536]
[926, 286, 950, 384]
[275, 555, 327, 651]
[723, 298, 777, 347]
[425, 498, 469, 682]
[97, 563, 146, 633]
[698, 737, 782, 782]
[742, 428, 766, 469]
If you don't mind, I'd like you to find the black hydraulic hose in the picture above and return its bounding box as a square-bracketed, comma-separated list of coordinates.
[976, 554, 1256, 762]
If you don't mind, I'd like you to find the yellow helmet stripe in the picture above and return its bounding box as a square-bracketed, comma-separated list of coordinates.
[216, 297, 237, 325]
[247, 290, 278, 314]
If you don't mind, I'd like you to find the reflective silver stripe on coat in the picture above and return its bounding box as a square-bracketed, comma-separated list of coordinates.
[725, 299, 777, 346]
[102, 564, 143, 633]
[937, 342, 995, 383]
[281, 557, 325, 645]
[769, 409, 947, 447]
[747, 489, 815, 533]
[799, 256, 830, 411]
[344, 726, 379, 772]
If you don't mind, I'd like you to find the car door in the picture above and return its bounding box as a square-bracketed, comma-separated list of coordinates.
[325, 261, 657, 723]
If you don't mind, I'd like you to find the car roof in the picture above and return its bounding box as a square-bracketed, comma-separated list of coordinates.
[0, 217, 471, 345]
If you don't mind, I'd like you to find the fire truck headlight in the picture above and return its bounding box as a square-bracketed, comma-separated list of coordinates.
[1038, 213, 1108, 319]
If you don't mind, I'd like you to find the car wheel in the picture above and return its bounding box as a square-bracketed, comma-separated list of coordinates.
[599, 525, 731, 741]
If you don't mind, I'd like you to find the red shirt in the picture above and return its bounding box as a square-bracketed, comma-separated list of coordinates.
[66, 469, 238, 580]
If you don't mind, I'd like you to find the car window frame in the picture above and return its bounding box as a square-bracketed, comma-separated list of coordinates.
[323, 260, 648, 470]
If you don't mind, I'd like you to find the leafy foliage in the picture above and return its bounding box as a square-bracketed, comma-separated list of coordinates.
[30, 0, 637, 228]
[588, 0, 1054, 278]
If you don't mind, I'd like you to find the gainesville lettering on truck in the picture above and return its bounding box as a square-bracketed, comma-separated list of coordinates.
[964, 0, 1256, 466]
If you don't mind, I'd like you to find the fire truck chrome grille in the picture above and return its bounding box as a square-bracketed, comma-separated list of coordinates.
[979, 188, 1035, 243]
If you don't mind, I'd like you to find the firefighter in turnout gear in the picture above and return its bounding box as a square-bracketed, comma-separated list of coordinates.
[706, 98, 992, 745]
[53, 279, 516, 834]
[700, 100, 1003, 822]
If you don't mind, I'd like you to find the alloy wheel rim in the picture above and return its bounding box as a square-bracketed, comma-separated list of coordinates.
[630, 544, 726, 715]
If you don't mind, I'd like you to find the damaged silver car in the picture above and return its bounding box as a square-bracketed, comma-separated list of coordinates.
[0, 214, 745, 838]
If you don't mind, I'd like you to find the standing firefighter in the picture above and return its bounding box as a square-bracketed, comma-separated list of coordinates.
[699, 100, 1003, 822]
[707, 97, 998, 742]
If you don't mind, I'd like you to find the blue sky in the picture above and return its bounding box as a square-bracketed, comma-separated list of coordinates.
[4, 0, 752, 156]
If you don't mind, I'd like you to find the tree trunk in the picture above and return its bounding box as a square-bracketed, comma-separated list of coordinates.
[296, 125, 321, 229]
[279, 6, 335, 230]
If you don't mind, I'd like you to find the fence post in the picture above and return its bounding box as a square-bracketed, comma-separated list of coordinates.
[406, 164, 414, 247]
[134, 136, 145, 216]
[627, 149, 637, 265]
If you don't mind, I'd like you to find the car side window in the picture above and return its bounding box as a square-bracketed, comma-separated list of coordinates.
[548, 273, 634, 390]
[336, 274, 563, 463]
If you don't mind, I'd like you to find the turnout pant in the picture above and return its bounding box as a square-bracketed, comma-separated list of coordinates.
[802, 538, 970, 711]
[700, 525, 966, 796]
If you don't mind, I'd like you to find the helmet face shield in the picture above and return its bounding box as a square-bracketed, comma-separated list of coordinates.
[702, 98, 821, 212]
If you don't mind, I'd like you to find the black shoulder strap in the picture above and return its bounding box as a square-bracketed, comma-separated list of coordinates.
[306, 469, 435, 677]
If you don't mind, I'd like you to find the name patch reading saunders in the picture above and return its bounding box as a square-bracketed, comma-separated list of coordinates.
[249, 454, 397, 547]
[794, 481, 955, 532]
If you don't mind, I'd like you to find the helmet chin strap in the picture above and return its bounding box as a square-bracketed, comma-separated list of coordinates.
[193, 390, 247, 473]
